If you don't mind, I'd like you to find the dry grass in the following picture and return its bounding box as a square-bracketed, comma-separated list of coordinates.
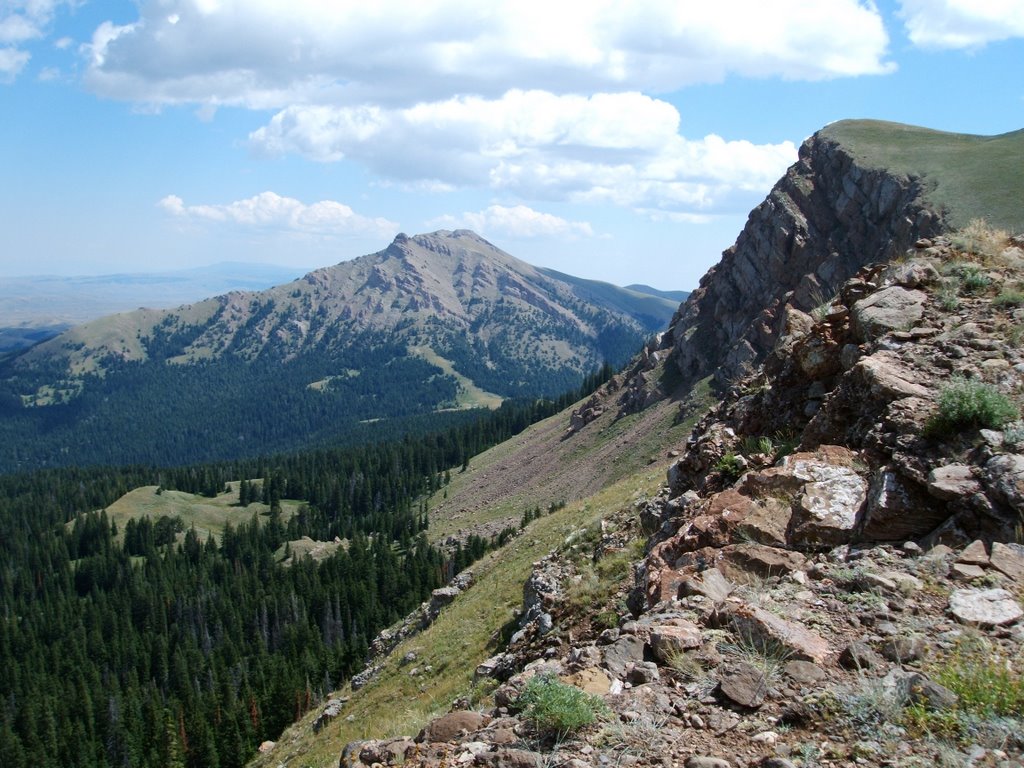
[249, 468, 668, 768]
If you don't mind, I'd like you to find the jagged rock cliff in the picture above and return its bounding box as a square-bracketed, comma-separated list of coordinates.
[667, 121, 943, 391]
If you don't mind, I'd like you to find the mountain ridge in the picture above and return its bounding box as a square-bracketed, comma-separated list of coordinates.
[0, 230, 679, 470]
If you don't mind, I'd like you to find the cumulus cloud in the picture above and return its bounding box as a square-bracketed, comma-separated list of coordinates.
[251, 91, 798, 216]
[0, 0, 73, 81]
[900, 0, 1024, 49]
[84, 0, 893, 108]
[0, 46, 29, 80]
[430, 205, 594, 239]
[158, 192, 399, 238]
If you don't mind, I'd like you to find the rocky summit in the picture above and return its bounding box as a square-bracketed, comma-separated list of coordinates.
[250, 121, 1024, 768]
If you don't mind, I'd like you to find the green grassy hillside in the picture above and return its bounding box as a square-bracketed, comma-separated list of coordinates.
[822, 119, 1024, 233]
[247, 366, 710, 768]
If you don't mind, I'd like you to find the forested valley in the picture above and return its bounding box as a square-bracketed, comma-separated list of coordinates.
[0, 366, 614, 768]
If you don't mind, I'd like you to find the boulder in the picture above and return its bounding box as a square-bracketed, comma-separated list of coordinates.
[417, 711, 488, 743]
[726, 604, 830, 664]
[601, 635, 646, 679]
[783, 660, 827, 685]
[787, 457, 867, 549]
[862, 470, 947, 541]
[718, 544, 808, 581]
[839, 641, 885, 671]
[853, 352, 931, 400]
[719, 661, 768, 708]
[957, 539, 990, 566]
[851, 286, 927, 342]
[685, 757, 732, 768]
[902, 673, 958, 711]
[928, 464, 981, 501]
[982, 453, 1024, 515]
[475, 749, 542, 768]
[948, 588, 1023, 627]
[649, 620, 703, 663]
[989, 542, 1024, 582]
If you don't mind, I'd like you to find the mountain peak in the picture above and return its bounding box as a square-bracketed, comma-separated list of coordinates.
[1, 233, 680, 469]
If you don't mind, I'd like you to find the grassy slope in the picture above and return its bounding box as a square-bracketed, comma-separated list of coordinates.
[407, 345, 505, 411]
[248, 373, 712, 768]
[822, 119, 1024, 233]
[89, 482, 303, 544]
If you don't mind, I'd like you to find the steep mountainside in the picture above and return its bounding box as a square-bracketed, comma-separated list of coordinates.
[0, 230, 677, 470]
[247, 121, 1024, 768]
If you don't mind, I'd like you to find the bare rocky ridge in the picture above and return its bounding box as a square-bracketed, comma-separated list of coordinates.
[338, 235, 1024, 768]
[666, 120, 943, 392]
[321, 124, 1024, 768]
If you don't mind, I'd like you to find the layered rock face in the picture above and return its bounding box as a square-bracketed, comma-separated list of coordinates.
[667, 122, 943, 391]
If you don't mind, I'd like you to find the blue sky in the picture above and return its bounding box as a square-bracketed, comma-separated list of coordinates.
[1, 1, 1022, 291]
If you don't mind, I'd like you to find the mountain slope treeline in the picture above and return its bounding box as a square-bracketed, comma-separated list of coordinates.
[0, 366, 614, 768]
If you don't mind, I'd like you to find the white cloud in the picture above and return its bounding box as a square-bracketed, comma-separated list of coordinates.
[251, 91, 798, 217]
[158, 192, 399, 238]
[900, 0, 1024, 49]
[0, 0, 74, 81]
[84, 0, 893, 108]
[0, 46, 29, 79]
[431, 205, 594, 239]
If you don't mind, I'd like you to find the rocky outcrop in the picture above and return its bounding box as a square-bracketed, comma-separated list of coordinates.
[352, 571, 474, 690]
[665, 121, 942, 392]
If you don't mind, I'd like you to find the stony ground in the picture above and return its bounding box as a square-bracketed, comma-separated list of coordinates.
[317, 235, 1024, 768]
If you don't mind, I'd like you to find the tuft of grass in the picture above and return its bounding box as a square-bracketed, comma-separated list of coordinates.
[993, 286, 1024, 308]
[515, 674, 609, 739]
[929, 639, 1024, 719]
[566, 537, 644, 615]
[924, 378, 1019, 437]
[950, 218, 1010, 262]
[941, 261, 993, 295]
[720, 625, 794, 683]
[714, 452, 744, 482]
[936, 282, 961, 311]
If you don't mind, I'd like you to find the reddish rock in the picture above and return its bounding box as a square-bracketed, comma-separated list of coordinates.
[957, 539, 990, 566]
[726, 604, 830, 664]
[649, 620, 703, 662]
[928, 464, 981, 501]
[718, 543, 808, 581]
[417, 711, 488, 743]
[719, 662, 768, 708]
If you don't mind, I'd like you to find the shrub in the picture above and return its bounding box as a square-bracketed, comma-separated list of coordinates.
[515, 674, 608, 738]
[925, 379, 1018, 437]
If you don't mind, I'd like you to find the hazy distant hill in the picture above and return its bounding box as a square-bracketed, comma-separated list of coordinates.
[0, 230, 680, 470]
[0, 261, 307, 330]
[624, 283, 690, 303]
